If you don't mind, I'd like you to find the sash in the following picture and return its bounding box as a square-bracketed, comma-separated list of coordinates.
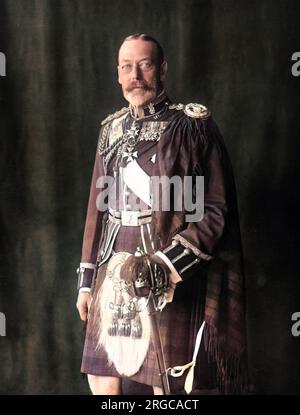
[122, 160, 152, 207]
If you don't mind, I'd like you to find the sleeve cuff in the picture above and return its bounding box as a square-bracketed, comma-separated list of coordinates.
[161, 237, 213, 281]
[77, 262, 97, 290]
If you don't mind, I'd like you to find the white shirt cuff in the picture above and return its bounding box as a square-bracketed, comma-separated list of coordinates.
[155, 251, 183, 284]
[79, 287, 91, 293]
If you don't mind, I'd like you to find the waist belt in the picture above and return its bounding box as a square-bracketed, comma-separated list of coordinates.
[108, 208, 152, 226]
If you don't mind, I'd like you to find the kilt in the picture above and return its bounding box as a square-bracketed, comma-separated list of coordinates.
[81, 225, 218, 392]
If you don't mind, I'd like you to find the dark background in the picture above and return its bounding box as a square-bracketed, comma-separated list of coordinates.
[0, 0, 299, 395]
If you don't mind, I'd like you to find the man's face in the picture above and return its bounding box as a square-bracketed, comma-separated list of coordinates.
[118, 39, 166, 107]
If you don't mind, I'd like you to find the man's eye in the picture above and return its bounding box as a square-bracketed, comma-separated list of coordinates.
[140, 62, 153, 70]
[122, 64, 132, 71]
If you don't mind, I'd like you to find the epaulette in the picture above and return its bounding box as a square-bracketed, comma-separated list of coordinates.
[101, 106, 130, 126]
[169, 102, 211, 120]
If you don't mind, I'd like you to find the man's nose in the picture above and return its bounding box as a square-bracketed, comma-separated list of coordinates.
[131, 63, 142, 80]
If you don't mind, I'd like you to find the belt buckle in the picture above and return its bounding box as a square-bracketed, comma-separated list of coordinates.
[121, 211, 139, 226]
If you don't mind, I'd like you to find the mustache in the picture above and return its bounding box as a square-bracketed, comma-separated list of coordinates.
[126, 82, 154, 92]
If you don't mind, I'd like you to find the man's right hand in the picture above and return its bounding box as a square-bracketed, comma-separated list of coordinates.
[76, 292, 92, 321]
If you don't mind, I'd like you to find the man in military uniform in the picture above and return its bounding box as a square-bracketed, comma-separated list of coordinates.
[76, 33, 248, 395]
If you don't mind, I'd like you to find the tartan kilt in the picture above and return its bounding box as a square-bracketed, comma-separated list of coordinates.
[80, 226, 217, 392]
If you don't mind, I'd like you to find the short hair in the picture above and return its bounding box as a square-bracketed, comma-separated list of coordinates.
[119, 33, 165, 65]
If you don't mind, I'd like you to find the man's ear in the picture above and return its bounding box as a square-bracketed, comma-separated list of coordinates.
[160, 61, 168, 81]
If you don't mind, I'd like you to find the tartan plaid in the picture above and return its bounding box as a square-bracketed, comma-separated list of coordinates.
[80, 226, 217, 392]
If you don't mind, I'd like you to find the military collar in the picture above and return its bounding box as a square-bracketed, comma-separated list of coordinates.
[129, 90, 170, 120]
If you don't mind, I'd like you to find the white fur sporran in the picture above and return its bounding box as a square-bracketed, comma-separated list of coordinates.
[94, 252, 151, 377]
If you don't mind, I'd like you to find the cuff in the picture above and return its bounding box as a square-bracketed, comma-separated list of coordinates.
[79, 287, 92, 293]
[77, 262, 97, 290]
[161, 236, 213, 281]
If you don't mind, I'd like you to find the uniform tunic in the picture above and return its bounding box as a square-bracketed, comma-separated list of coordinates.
[79, 97, 247, 393]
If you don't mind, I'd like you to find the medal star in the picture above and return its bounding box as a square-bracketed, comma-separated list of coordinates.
[123, 150, 138, 163]
[125, 124, 139, 141]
